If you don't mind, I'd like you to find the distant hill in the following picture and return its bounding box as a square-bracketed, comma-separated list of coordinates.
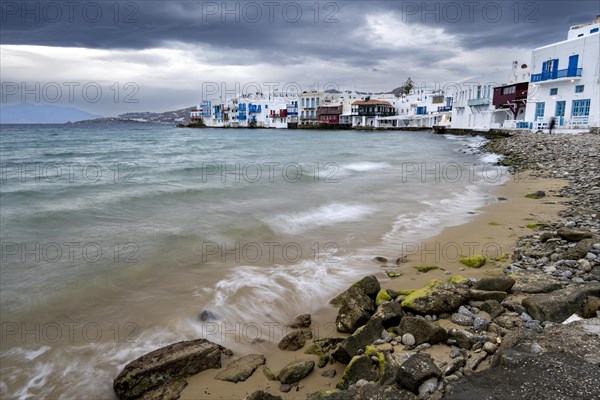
[0, 104, 103, 124]
[78, 107, 196, 125]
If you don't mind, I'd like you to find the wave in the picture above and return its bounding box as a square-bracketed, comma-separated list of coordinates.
[266, 203, 377, 235]
[340, 161, 391, 172]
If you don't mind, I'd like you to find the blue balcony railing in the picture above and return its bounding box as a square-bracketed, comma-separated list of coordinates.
[531, 68, 582, 82]
[437, 106, 452, 112]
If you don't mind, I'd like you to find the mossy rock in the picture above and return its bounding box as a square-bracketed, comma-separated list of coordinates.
[488, 221, 501, 226]
[494, 254, 510, 262]
[400, 280, 441, 308]
[397, 289, 415, 296]
[385, 270, 402, 278]
[304, 343, 324, 356]
[447, 275, 468, 284]
[317, 353, 329, 368]
[375, 290, 392, 305]
[459, 254, 486, 268]
[526, 224, 539, 229]
[307, 389, 340, 400]
[414, 265, 439, 273]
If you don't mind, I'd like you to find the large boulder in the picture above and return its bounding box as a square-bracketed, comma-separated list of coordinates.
[278, 330, 312, 351]
[473, 276, 515, 292]
[444, 352, 600, 400]
[215, 354, 265, 383]
[564, 239, 593, 260]
[331, 276, 380, 305]
[332, 318, 384, 364]
[287, 313, 312, 329]
[395, 353, 441, 394]
[336, 355, 379, 390]
[113, 339, 227, 400]
[522, 282, 600, 323]
[372, 301, 404, 328]
[511, 272, 565, 294]
[557, 227, 593, 242]
[397, 316, 447, 345]
[400, 280, 465, 315]
[277, 359, 315, 384]
[334, 286, 376, 333]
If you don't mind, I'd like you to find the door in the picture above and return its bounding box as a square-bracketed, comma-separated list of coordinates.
[568, 55, 579, 76]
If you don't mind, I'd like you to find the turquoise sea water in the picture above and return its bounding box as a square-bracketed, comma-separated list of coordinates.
[0, 124, 505, 398]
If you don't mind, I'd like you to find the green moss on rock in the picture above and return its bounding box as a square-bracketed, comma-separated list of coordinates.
[375, 289, 392, 305]
[447, 275, 468, 284]
[397, 289, 415, 296]
[400, 280, 441, 308]
[304, 343, 324, 356]
[414, 265, 439, 273]
[459, 254, 487, 268]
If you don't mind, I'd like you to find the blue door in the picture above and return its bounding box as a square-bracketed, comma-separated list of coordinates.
[551, 59, 559, 79]
[568, 55, 579, 76]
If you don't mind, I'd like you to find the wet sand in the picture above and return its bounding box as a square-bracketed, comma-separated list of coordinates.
[181, 172, 567, 400]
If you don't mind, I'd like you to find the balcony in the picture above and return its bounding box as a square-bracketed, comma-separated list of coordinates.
[437, 106, 452, 112]
[531, 68, 582, 83]
[467, 98, 490, 107]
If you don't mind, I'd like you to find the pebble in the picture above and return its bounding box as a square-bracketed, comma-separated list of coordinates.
[279, 384, 292, 393]
[483, 342, 498, 354]
[402, 333, 416, 346]
[473, 317, 490, 332]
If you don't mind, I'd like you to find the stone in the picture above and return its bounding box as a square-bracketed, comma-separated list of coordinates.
[469, 352, 487, 370]
[466, 289, 507, 302]
[451, 313, 474, 326]
[396, 353, 441, 394]
[335, 303, 372, 334]
[442, 357, 466, 377]
[493, 314, 524, 330]
[113, 339, 226, 400]
[511, 272, 564, 294]
[277, 359, 315, 384]
[402, 333, 416, 347]
[330, 276, 380, 305]
[321, 369, 337, 378]
[279, 384, 291, 393]
[418, 377, 439, 398]
[374, 256, 388, 263]
[332, 318, 385, 364]
[287, 313, 311, 328]
[447, 328, 476, 350]
[445, 352, 600, 400]
[483, 342, 498, 354]
[473, 276, 516, 292]
[398, 316, 447, 345]
[522, 282, 600, 323]
[317, 383, 417, 400]
[472, 317, 490, 332]
[245, 391, 283, 400]
[400, 280, 465, 315]
[539, 232, 554, 242]
[372, 301, 404, 328]
[278, 329, 311, 351]
[215, 354, 266, 383]
[480, 300, 505, 318]
[199, 310, 218, 321]
[583, 297, 600, 318]
[336, 355, 379, 390]
[557, 227, 593, 242]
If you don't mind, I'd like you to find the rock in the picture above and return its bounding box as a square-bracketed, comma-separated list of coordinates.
[451, 313, 474, 326]
[522, 282, 600, 323]
[279, 384, 292, 393]
[469, 352, 487, 370]
[113, 339, 226, 400]
[332, 318, 385, 364]
[396, 353, 441, 393]
[400, 280, 465, 315]
[330, 276, 380, 305]
[480, 300, 505, 318]
[245, 390, 283, 400]
[483, 342, 498, 354]
[317, 383, 417, 400]
[557, 227, 593, 242]
[374, 256, 388, 263]
[336, 355, 379, 390]
[321, 369, 337, 378]
[539, 232, 554, 242]
[262, 366, 277, 381]
[447, 328, 476, 350]
[373, 301, 404, 329]
[278, 329, 311, 351]
[445, 352, 600, 400]
[564, 239, 593, 260]
[466, 289, 507, 302]
[511, 273, 564, 294]
[473, 276, 515, 292]
[287, 313, 311, 328]
[215, 354, 265, 383]
[398, 316, 447, 345]
[380, 352, 402, 385]
[525, 190, 545, 199]
[318, 353, 329, 368]
[277, 359, 315, 384]
[583, 297, 600, 318]
[199, 310, 218, 321]
[402, 333, 416, 346]
[493, 314, 524, 330]
[472, 317, 490, 332]
[335, 303, 373, 334]
[375, 289, 392, 305]
[442, 357, 466, 377]
[418, 377, 439, 398]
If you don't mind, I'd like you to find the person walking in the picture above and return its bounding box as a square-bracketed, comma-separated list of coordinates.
[549, 117, 556, 134]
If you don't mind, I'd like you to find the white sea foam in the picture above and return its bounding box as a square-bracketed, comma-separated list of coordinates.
[340, 161, 391, 172]
[267, 203, 376, 234]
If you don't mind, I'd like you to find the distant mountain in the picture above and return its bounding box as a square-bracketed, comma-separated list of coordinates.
[77, 107, 196, 125]
[0, 104, 102, 124]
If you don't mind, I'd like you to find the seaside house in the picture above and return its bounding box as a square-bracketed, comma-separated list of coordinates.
[525, 16, 600, 130]
[491, 61, 531, 129]
[317, 104, 343, 126]
[350, 99, 396, 128]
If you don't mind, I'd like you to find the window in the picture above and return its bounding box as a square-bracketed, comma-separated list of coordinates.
[535, 102, 545, 119]
[555, 101, 566, 117]
[575, 85, 584, 93]
[550, 88, 558, 95]
[591, 28, 599, 34]
[502, 86, 516, 95]
[301, 98, 305, 107]
[572, 99, 590, 116]
[578, 33, 584, 37]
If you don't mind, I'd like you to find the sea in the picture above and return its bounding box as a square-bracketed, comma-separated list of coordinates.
[0, 123, 507, 399]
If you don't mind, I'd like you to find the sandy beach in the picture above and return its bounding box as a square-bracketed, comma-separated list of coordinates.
[179, 170, 569, 399]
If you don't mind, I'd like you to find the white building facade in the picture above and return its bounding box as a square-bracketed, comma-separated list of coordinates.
[525, 17, 600, 130]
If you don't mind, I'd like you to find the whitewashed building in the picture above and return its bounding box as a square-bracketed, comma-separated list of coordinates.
[525, 16, 600, 130]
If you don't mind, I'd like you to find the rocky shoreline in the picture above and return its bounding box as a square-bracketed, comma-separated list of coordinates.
[112, 132, 600, 400]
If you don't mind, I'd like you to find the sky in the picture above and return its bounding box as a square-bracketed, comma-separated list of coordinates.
[1, 0, 598, 116]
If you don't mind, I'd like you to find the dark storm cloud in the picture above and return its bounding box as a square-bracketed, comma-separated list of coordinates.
[2, 1, 598, 55]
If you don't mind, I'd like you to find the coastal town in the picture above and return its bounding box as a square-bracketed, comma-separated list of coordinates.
[190, 16, 599, 133]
